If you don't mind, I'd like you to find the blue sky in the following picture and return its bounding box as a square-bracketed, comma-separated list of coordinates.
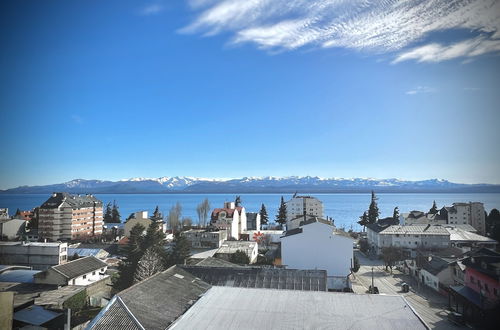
[1, 0, 500, 189]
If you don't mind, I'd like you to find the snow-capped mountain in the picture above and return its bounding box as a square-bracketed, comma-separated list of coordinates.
[1, 176, 499, 193]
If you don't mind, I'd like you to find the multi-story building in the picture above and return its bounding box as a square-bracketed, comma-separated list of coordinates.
[0, 241, 68, 270]
[441, 202, 486, 235]
[211, 202, 247, 240]
[246, 212, 261, 231]
[182, 229, 227, 249]
[38, 192, 103, 241]
[286, 196, 324, 222]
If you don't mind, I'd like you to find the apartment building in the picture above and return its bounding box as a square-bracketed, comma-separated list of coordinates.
[38, 192, 103, 241]
[441, 202, 486, 235]
[181, 229, 227, 249]
[286, 196, 324, 222]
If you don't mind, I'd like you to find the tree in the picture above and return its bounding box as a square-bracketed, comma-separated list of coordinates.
[381, 246, 403, 273]
[358, 239, 369, 253]
[235, 196, 242, 207]
[392, 207, 400, 222]
[259, 204, 269, 225]
[167, 232, 191, 266]
[358, 211, 369, 231]
[110, 200, 121, 223]
[367, 191, 379, 224]
[229, 250, 250, 264]
[182, 217, 193, 228]
[196, 198, 211, 227]
[487, 209, 500, 241]
[276, 196, 287, 226]
[133, 248, 164, 283]
[103, 202, 113, 223]
[429, 200, 438, 214]
[113, 223, 145, 290]
[142, 219, 166, 253]
[151, 206, 162, 221]
[167, 202, 182, 233]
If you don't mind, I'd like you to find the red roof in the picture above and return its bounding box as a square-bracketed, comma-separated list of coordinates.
[211, 207, 243, 220]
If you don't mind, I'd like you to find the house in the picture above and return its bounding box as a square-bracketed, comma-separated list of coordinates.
[0, 218, 26, 240]
[286, 195, 324, 223]
[124, 211, 152, 237]
[38, 192, 103, 241]
[34, 256, 108, 286]
[281, 216, 354, 290]
[214, 240, 258, 264]
[86, 266, 212, 330]
[181, 229, 227, 249]
[210, 202, 247, 240]
[419, 256, 455, 293]
[245, 212, 261, 231]
[0, 241, 68, 270]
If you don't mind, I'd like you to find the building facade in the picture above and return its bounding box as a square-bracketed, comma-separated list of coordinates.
[286, 196, 324, 222]
[211, 202, 247, 240]
[0, 218, 26, 240]
[182, 229, 227, 249]
[441, 202, 486, 235]
[34, 256, 108, 286]
[0, 242, 68, 270]
[38, 193, 103, 241]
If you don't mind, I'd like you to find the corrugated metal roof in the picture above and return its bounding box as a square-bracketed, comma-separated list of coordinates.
[381, 225, 449, 235]
[47, 256, 107, 279]
[13, 305, 62, 326]
[87, 296, 143, 330]
[68, 248, 109, 259]
[169, 287, 429, 330]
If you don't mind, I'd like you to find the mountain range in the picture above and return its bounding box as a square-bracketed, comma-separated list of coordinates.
[2, 176, 500, 194]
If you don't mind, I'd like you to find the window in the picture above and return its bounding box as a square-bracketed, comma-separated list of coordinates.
[92, 271, 96, 275]
[83, 275, 87, 279]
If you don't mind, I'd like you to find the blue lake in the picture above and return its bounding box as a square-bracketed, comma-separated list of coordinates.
[1, 193, 499, 230]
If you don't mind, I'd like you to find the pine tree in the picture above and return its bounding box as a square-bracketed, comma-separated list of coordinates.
[103, 202, 113, 223]
[358, 211, 369, 231]
[133, 248, 164, 283]
[229, 250, 250, 264]
[367, 191, 379, 224]
[276, 196, 287, 226]
[393, 207, 400, 221]
[235, 196, 242, 207]
[142, 219, 166, 253]
[111, 200, 121, 223]
[113, 223, 145, 290]
[259, 203, 269, 225]
[151, 206, 162, 221]
[167, 232, 191, 266]
[429, 200, 438, 214]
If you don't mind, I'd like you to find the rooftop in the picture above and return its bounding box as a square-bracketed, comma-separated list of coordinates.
[381, 225, 450, 236]
[445, 227, 497, 243]
[216, 241, 257, 255]
[0, 269, 40, 283]
[40, 192, 102, 209]
[37, 256, 107, 280]
[169, 287, 428, 330]
[13, 304, 62, 326]
[35, 285, 86, 309]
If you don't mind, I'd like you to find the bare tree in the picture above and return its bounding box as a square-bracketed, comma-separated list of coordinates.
[133, 248, 164, 283]
[167, 202, 183, 233]
[182, 217, 193, 228]
[196, 198, 211, 227]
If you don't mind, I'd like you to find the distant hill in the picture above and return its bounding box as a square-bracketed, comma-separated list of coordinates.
[1, 176, 499, 194]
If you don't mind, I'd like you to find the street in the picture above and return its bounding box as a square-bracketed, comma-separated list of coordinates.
[351, 251, 461, 330]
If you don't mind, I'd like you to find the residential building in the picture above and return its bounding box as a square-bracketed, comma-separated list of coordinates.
[38, 192, 103, 241]
[0, 218, 26, 240]
[446, 226, 497, 251]
[286, 195, 324, 222]
[124, 211, 152, 237]
[210, 202, 247, 240]
[419, 256, 455, 293]
[34, 256, 108, 286]
[0, 208, 8, 219]
[214, 240, 258, 264]
[181, 229, 227, 249]
[246, 212, 261, 231]
[441, 202, 486, 235]
[400, 210, 447, 226]
[88, 266, 428, 330]
[281, 216, 354, 290]
[0, 241, 68, 270]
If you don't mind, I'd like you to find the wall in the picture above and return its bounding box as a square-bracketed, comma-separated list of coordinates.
[0, 219, 26, 240]
[0, 242, 67, 270]
[465, 268, 500, 301]
[281, 222, 353, 278]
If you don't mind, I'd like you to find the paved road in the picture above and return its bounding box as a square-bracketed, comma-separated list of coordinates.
[351, 251, 461, 330]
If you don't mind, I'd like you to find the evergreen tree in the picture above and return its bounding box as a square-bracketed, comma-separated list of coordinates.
[103, 202, 113, 223]
[133, 248, 164, 283]
[393, 207, 400, 222]
[487, 209, 500, 241]
[167, 232, 191, 266]
[276, 196, 287, 226]
[142, 219, 166, 254]
[235, 196, 242, 207]
[367, 191, 379, 224]
[358, 211, 369, 231]
[110, 200, 121, 223]
[229, 250, 250, 264]
[151, 206, 162, 221]
[259, 203, 269, 225]
[429, 200, 438, 214]
[113, 223, 145, 290]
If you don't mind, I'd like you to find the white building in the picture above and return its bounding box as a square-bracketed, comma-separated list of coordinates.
[182, 229, 227, 249]
[281, 217, 354, 290]
[34, 256, 108, 286]
[210, 202, 247, 240]
[0, 241, 68, 270]
[215, 240, 258, 264]
[0, 218, 26, 240]
[286, 196, 324, 223]
[442, 202, 486, 235]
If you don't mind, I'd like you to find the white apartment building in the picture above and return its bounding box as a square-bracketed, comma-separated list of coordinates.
[0, 241, 68, 270]
[38, 192, 103, 241]
[442, 202, 486, 235]
[286, 196, 324, 222]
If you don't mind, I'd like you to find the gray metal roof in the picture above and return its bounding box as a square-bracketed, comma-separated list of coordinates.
[381, 225, 450, 235]
[181, 266, 327, 291]
[87, 266, 211, 330]
[68, 248, 109, 259]
[0, 269, 40, 283]
[169, 287, 428, 330]
[46, 256, 107, 279]
[193, 257, 243, 268]
[13, 305, 62, 326]
[86, 296, 143, 330]
[40, 192, 103, 209]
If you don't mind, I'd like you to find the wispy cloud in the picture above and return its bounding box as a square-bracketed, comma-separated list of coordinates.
[405, 86, 436, 95]
[140, 3, 165, 16]
[182, 0, 500, 62]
